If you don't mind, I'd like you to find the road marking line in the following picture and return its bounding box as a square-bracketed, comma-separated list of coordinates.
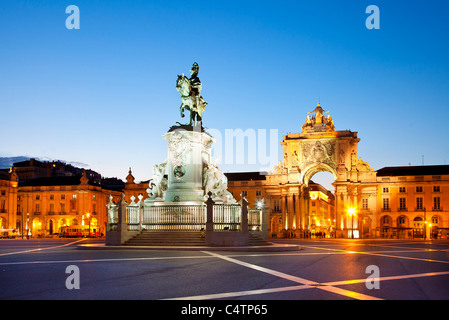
[165, 269, 449, 300]
[1, 249, 437, 266]
[203, 251, 318, 285]
[301, 245, 449, 264]
[0, 239, 86, 257]
[166, 284, 315, 300]
[317, 285, 378, 300]
[323, 270, 449, 287]
[358, 251, 449, 264]
[0, 254, 215, 266]
[200, 251, 382, 300]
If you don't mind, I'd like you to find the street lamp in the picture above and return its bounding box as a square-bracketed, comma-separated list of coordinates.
[86, 212, 91, 238]
[348, 207, 356, 239]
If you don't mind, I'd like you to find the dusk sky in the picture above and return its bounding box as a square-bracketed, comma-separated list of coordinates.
[1, 0, 449, 191]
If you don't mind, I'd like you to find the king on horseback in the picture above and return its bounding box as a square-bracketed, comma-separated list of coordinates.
[176, 62, 208, 127]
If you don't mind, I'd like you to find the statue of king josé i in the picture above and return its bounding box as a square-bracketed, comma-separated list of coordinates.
[176, 62, 208, 127]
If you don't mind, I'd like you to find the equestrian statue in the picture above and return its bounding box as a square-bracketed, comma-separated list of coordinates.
[176, 62, 208, 127]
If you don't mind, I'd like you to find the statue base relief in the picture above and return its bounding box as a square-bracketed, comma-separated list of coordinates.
[163, 125, 214, 203]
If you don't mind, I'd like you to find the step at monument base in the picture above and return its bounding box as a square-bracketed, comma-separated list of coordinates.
[124, 231, 206, 246]
[123, 231, 272, 247]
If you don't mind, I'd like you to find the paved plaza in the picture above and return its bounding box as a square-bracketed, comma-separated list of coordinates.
[1, 238, 448, 304]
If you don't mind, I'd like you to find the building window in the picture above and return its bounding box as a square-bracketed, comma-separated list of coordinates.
[273, 200, 280, 212]
[433, 186, 440, 193]
[61, 194, 65, 200]
[416, 186, 423, 193]
[50, 194, 54, 200]
[413, 217, 423, 229]
[398, 216, 406, 225]
[35, 203, 40, 213]
[416, 197, 423, 210]
[72, 194, 77, 199]
[256, 190, 262, 197]
[383, 198, 390, 210]
[36, 195, 40, 200]
[433, 197, 441, 210]
[382, 187, 389, 193]
[1, 190, 5, 196]
[70, 200, 76, 211]
[382, 215, 391, 225]
[61, 203, 65, 213]
[49, 203, 54, 212]
[241, 190, 247, 197]
[399, 198, 406, 210]
[432, 216, 439, 224]
[93, 195, 96, 200]
[362, 198, 368, 210]
[399, 187, 406, 193]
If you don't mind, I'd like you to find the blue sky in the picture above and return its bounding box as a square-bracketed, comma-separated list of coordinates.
[1, 0, 449, 190]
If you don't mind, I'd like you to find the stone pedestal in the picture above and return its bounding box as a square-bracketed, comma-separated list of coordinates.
[162, 125, 214, 203]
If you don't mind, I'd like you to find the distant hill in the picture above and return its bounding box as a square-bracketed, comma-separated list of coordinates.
[0, 156, 30, 169]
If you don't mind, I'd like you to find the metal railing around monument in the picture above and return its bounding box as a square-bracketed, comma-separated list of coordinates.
[126, 205, 141, 231]
[107, 199, 261, 233]
[248, 208, 262, 231]
[141, 204, 206, 231]
[107, 202, 118, 231]
[212, 204, 241, 231]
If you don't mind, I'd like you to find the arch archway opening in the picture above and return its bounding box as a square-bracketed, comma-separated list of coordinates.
[302, 163, 337, 191]
[304, 168, 336, 239]
[308, 171, 335, 194]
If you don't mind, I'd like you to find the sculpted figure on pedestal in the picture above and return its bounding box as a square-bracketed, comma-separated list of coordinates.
[147, 160, 168, 200]
[203, 160, 236, 204]
[176, 62, 208, 127]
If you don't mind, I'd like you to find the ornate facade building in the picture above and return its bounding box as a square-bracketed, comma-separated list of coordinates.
[225, 171, 335, 238]
[0, 169, 121, 237]
[226, 104, 449, 239]
[375, 166, 449, 239]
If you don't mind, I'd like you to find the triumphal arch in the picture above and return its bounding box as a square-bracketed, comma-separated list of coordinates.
[266, 103, 377, 238]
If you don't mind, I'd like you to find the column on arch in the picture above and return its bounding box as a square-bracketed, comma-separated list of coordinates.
[334, 185, 349, 238]
[287, 193, 295, 230]
[280, 193, 287, 230]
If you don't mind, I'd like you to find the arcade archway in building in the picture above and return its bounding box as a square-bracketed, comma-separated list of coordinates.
[266, 104, 377, 238]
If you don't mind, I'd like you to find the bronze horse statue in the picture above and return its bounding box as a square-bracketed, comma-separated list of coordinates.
[176, 74, 207, 127]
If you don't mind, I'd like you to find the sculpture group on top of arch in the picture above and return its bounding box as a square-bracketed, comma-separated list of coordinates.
[301, 103, 335, 133]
